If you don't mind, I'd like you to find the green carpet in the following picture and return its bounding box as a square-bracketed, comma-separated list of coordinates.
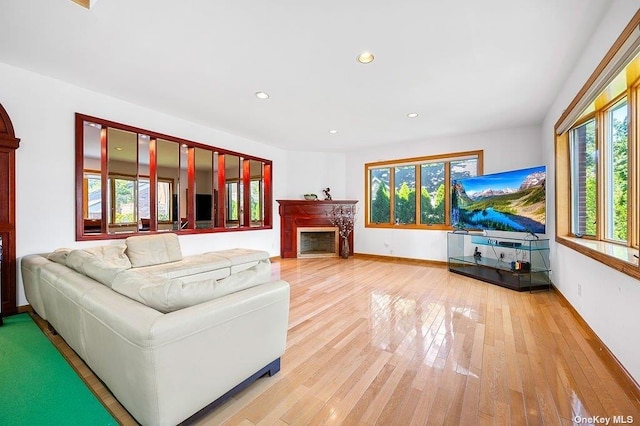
[0, 314, 117, 425]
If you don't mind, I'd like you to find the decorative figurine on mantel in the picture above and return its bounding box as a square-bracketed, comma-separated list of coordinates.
[323, 187, 332, 200]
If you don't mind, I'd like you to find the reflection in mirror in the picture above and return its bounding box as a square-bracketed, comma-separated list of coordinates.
[138, 134, 151, 232]
[82, 121, 103, 235]
[107, 128, 138, 235]
[156, 139, 179, 231]
[225, 155, 240, 228]
[76, 114, 273, 240]
[249, 160, 264, 227]
[195, 148, 213, 229]
[213, 152, 219, 227]
[179, 144, 188, 229]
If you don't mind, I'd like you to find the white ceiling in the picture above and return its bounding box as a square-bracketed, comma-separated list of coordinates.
[0, 0, 613, 152]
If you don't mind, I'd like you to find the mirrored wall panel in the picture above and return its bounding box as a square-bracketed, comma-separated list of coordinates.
[75, 114, 273, 240]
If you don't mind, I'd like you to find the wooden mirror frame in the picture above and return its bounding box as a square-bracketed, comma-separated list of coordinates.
[75, 113, 272, 241]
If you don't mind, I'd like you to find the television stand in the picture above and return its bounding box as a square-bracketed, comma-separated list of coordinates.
[446, 232, 551, 292]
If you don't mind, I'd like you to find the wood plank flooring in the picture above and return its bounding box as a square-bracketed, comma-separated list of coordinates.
[34, 256, 640, 425]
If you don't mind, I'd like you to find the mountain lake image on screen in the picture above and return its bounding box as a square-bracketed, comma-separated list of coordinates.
[451, 165, 546, 233]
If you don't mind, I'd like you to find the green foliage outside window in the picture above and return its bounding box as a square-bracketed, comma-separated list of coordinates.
[371, 184, 391, 223]
[368, 156, 478, 226]
[250, 180, 262, 222]
[395, 182, 416, 224]
[114, 178, 135, 223]
[370, 181, 446, 225]
[571, 101, 628, 242]
[610, 105, 628, 241]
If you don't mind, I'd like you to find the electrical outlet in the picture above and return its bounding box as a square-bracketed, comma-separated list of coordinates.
[578, 284, 582, 296]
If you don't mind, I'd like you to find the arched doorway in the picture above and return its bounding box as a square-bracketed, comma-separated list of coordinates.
[0, 103, 20, 322]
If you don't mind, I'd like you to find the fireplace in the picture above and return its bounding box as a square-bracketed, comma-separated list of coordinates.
[297, 227, 339, 258]
[277, 199, 358, 258]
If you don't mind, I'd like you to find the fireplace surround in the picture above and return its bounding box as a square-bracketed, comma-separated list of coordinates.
[297, 227, 339, 258]
[277, 200, 358, 258]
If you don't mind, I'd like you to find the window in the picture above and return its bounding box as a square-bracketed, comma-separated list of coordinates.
[109, 176, 136, 225]
[365, 151, 482, 229]
[566, 94, 632, 246]
[83, 172, 101, 220]
[76, 114, 273, 240]
[605, 99, 628, 242]
[555, 12, 640, 279]
[569, 118, 597, 237]
[250, 179, 262, 223]
[226, 182, 239, 222]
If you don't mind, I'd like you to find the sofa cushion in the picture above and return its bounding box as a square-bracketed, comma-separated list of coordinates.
[111, 259, 272, 313]
[125, 233, 183, 268]
[48, 248, 72, 265]
[85, 244, 132, 269]
[133, 253, 232, 279]
[207, 248, 270, 265]
[65, 249, 95, 272]
[65, 249, 129, 287]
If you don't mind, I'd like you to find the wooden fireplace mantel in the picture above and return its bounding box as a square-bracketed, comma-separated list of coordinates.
[277, 199, 358, 258]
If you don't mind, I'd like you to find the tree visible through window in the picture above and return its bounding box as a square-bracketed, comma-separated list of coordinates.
[570, 118, 597, 237]
[569, 99, 629, 243]
[606, 100, 628, 242]
[370, 168, 390, 224]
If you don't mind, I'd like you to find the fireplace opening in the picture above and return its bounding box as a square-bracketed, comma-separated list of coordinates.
[297, 227, 339, 258]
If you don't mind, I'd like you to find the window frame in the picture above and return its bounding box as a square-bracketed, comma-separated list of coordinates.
[364, 150, 483, 230]
[569, 114, 598, 239]
[601, 96, 629, 244]
[555, 9, 640, 279]
[567, 94, 631, 246]
[108, 174, 137, 226]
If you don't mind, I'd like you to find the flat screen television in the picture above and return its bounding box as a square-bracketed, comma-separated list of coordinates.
[451, 165, 546, 233]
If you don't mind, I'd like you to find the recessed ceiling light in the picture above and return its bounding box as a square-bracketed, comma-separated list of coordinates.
[115, 147, 123, 151]
[329, 130, 338, 134]
[255, 91, 270, 99]
[407, 112, 419, 118]
[357, 52, 375, 64]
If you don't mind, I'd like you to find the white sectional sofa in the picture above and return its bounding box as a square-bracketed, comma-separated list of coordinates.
[21, 233, 290, 426]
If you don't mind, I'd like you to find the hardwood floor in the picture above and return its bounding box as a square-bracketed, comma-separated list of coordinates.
[35, 256, 640, 425]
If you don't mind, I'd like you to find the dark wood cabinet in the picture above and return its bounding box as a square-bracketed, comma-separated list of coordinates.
[277, 199, 358, 258]
[0, 103, 20, 318]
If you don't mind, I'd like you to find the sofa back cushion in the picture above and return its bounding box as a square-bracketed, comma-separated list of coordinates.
[125, 233, 183, 268]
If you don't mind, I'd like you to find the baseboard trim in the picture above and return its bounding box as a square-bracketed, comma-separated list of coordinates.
[552, 285, 640, 403]
[352, 252, 447, 267]
[17, 305, 32, 314]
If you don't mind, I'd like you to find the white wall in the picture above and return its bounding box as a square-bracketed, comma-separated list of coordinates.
[282, 150, 346, 200]
[541, 0, 640, 382]
[0, 61, 342, 306]
[345, 125, 544, 260]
